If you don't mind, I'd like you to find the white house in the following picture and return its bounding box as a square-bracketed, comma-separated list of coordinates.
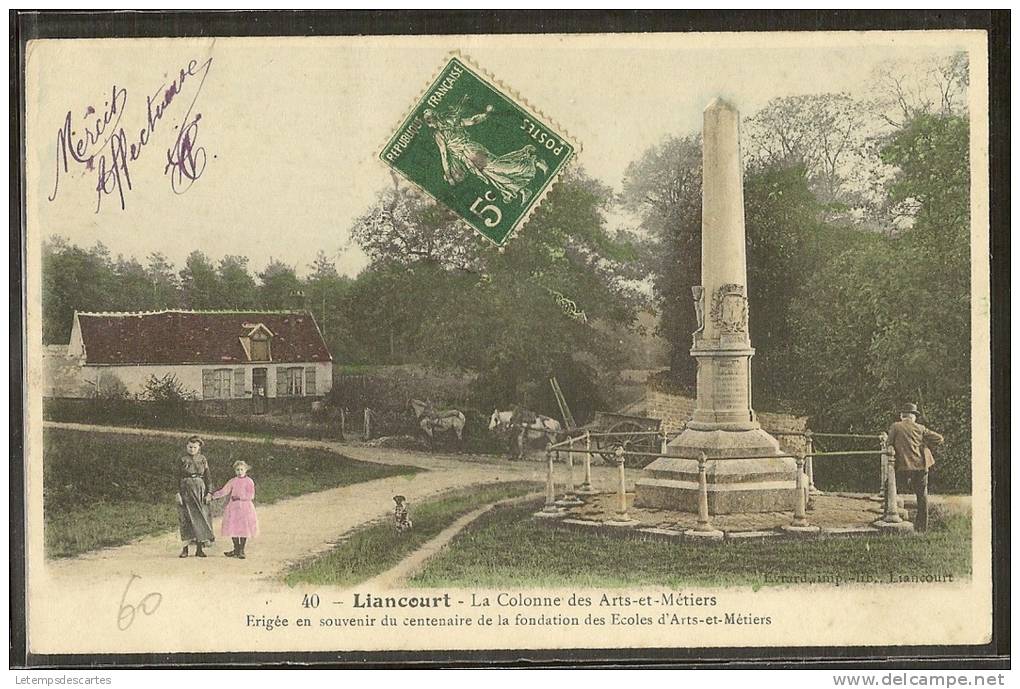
[64, 310, 333, 402]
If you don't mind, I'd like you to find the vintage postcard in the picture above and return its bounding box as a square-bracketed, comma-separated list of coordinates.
[19, 28, 995, 659]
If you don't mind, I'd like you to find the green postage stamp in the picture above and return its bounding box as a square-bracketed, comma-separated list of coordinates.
[381, 55, 577, 246]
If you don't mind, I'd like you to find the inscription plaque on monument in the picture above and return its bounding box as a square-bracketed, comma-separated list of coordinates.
[714, 359, 745, 409]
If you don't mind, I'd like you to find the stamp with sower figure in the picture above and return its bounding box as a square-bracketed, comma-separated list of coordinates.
[380, 54, 578, 246]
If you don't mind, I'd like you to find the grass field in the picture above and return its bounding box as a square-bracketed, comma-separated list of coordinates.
[409, 500, 973, 588]
[284, 481, 541, 587]
[43, 428, 420, 558]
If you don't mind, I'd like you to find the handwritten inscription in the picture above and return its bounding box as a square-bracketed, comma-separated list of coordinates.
[117, 574, 162, 631]
[48, 56, 213, 212]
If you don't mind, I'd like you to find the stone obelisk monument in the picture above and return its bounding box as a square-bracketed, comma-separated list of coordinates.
[635, 98, 797, 514]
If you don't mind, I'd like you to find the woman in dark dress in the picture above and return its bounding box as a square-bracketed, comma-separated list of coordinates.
[176, 435, 215, 557]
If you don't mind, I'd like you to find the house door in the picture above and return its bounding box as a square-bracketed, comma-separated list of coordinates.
[252, 368, 268, 415]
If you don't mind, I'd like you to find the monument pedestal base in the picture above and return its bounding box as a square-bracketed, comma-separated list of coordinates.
[635, 428, 798, 515]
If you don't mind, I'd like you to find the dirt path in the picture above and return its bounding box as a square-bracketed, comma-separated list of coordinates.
[42, 422, 622, 587]
[363, 492, 543, 589]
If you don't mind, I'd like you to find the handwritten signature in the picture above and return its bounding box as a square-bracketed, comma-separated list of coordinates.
[48, 56, 214, 212]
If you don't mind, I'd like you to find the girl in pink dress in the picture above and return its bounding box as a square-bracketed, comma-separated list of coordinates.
[211, 460, 259, 559]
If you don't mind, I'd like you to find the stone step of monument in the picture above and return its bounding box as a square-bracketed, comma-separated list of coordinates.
[821, 526, 882, 538]
[724, 530, 781, 541]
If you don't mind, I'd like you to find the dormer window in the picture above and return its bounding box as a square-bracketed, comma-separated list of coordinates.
[251, 332, 270, 361]
[239, 322, 274, 362]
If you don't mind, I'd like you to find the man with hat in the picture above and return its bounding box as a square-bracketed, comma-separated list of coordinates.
[885, 403, 944, 531]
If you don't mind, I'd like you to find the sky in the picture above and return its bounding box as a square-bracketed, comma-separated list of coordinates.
[25, 32, 976, 278]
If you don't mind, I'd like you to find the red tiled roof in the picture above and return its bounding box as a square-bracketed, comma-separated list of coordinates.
[76, 311, 332, 365]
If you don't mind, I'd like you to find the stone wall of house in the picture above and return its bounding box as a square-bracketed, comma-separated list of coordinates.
[72, 361, 333, 400]
[42, 345, 89, 398]
[42, 342, 334, 403]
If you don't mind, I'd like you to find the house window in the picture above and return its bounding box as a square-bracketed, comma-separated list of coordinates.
[251, 333, 271, 361]
[202, 368, 233, 399]
[277, 367, 304, 397]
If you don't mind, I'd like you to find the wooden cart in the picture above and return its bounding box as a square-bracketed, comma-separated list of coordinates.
[585, 411, 663, 467]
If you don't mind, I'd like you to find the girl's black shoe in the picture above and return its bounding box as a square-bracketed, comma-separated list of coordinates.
[179, 546, 189, 558]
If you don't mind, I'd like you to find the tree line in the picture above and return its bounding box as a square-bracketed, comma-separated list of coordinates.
[41, 53, 973, 490]
[622, 53, 971, 490]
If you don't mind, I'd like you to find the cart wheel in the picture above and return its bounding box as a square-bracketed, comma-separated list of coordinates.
[594, 434, 623, 464]
[591, 421, 649, 465]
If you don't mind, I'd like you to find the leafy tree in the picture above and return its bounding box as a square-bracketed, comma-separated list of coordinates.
[142, 373, 196, 401]
[620, 135, 702, 385]
[743, 163, 825, 405]
[145, 252, 180, 308]
[787, 111, 971, 490]
[179, 251, 222, 310]
[305, 250, 355, 360]
[42, 237, 117, 343]
[870, 52, 969, 128]
[257, 260, 303, 310]
[140, 373, 197, 423]
[743, 93, 884, 223]
[880, 113, 970, 244]
[621, 136, 824, 404]
[622, 92, 972, 493]
[350, 172, 479, 271]
[96, 372, 130, 400]
[346, 169, 643, 418]
[112, 256, 159, 312]
[217, 255, 258, 310]
[344, 261, 463, 364]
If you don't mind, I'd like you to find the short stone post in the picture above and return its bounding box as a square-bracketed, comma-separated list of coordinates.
[536, 445, 564, 518]
[875, 447, 913, 532]
[805, 431, 819, 495]
[338, 407, 346, 441]
[363, 408, 371, 441]
[793, 457, 808, 525]
[605, 446, 635, 525]
[871, 432, 888, 502]
[685, 452, 723, 540]
[578, 432, 595, 494]
[555, 448, 583, 507]
[566, 446, 576, 496]
[882, 448, 899, 522]
[783, 456, 820, 535]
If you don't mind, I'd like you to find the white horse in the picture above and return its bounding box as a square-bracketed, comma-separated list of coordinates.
[410, 399, 465, 448]
[487, 409, 514, 433]
[488, 408, 563, 459]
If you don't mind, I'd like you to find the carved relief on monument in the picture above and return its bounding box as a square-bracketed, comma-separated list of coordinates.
[710, 283, 748, 333]
[691, 286, 705, 333]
